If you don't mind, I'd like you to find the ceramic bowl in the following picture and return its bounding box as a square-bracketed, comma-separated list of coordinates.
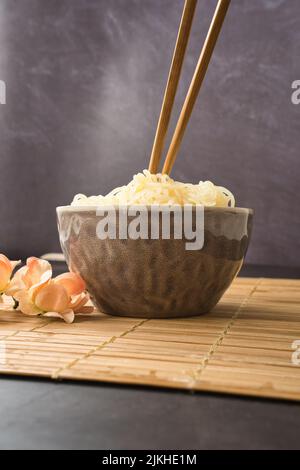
[57, 206, 253, 318]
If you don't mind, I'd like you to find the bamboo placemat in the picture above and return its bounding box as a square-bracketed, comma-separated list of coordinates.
[0, 277, 300, 401]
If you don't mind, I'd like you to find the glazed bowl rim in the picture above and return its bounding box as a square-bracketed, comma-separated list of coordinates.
[57, 205, 253, 214]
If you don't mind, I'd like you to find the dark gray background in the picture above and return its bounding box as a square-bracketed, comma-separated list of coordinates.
[0, 0, 299, 266]
[1, 376, 300, 450]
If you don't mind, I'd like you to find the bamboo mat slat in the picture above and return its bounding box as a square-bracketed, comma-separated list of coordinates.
[0, 277, 300, 400]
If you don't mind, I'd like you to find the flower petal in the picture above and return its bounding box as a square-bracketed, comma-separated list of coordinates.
[35, 282, 69, 313]
[0, 254, 13, 270]
[0, 262, 11, 292]
[10, 260, 21, 270]
[4, 266, 27, 296]
[54, 272, 86, 296]
[5, 258, 52, 297]
[0, 259, 11, 292]
[15, 290, 41, 316]
[70, 293, 90, 312]
[24, 257, 52, 288]
[44, 309, 75, 324]
[30, 272, 52, 302]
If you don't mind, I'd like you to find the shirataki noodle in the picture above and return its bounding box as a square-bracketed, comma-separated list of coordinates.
[71, 170, 235, 207]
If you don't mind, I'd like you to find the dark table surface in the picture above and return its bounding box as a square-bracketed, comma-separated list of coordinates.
[0, 264, 299, 450]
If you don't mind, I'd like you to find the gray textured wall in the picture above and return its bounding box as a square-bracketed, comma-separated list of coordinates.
[0, 0, 299, 266]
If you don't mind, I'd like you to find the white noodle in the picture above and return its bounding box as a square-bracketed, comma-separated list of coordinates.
[71, 170, 235, 207]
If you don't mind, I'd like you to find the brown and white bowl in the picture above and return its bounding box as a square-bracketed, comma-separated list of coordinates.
[57, 206, 253, 318]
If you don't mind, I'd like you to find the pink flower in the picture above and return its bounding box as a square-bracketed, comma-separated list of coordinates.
[14, 270, 93, 323]
[1, 256, 93, 323]
[0, 254, 21, 296]
[5, 256, 52, 297]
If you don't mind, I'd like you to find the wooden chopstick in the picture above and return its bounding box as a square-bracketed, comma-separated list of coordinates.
[162, 0, 231, 175]
[148, 0, 197, 174]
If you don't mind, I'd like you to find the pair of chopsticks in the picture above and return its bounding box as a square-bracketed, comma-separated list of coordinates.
[148, 0, 231, 175]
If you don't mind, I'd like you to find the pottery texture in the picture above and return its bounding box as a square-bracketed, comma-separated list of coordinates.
[57, 207, 253, 318]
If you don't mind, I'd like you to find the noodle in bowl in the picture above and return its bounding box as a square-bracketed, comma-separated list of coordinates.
[71, 170, 235, 208]
[57, 174, 252, 318]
